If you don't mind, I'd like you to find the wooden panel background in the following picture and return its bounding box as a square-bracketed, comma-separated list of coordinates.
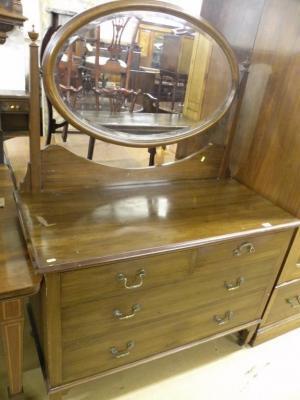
[176, 0, 266, 159]
[231, 0, 300, 217]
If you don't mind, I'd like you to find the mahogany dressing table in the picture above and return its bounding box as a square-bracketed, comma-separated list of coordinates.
[5, 1, 300, 399]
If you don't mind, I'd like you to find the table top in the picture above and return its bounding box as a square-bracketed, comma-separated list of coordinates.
[17, 178, 300, 273]
[78, 110, 193, 132]
[0, 90, 29, 100]
[0, 165, 40, 300]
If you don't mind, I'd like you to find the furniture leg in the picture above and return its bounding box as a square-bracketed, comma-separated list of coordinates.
[148, 147, 156, 166]
[62, 122, 69, 142]
[238, 325, 258, 346]
[87, 137, 96, 160]
[0, 299, 25, 399]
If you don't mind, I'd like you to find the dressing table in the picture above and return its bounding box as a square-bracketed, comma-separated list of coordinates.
[5, 1, 300, 398]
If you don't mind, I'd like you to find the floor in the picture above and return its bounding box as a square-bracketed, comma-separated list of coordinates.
[51, 133, 178, 168]
[1, 314, 300, 400]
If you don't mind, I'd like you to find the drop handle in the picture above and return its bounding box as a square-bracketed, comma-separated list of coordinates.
[110, 340, 135, 359]
[214, 311, 234, 325]
[224, 277, 245, 291]
[233, 242, 255, 257]
[113, 304, 141, 320]
[117, 269, 146, 289]
[286, 296, 300, 308]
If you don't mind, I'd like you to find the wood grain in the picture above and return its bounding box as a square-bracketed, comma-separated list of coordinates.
[0, 299, 24, 397]
[62, 289, 265, 382]
[231, 0, 300, 218]
[61, 230, 292, 307]
[16, 178, 299, 273]
[278, 229, 300, 283]
[0, 165, 40, 299]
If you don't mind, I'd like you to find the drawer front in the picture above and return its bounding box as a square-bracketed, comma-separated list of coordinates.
[262, 279, 300, 326]
[62, 230, 292, 307]
[194, 230, 292, 276]
[0, 100, 29, 113]
[62, 289, 265, 382]
[278, 229, 300, 283]
[62, 250, 194, 305]
[62, 250, 278, 343]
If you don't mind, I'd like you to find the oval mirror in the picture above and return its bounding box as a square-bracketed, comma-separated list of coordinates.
[43, 1, 239, 147]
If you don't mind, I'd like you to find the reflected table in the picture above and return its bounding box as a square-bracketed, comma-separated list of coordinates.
[78, 110, 193, 133]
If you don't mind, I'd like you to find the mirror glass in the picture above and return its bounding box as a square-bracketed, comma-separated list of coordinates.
[50, 9, 235, 145]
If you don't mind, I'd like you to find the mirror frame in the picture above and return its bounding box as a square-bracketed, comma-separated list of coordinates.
[42, 0, 239, 147]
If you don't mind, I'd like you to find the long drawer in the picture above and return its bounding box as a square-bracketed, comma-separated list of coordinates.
[62, 288, 265, 382]
[61, 230, 292, 306]
[62, 247, 278, 342]
[262, 279, 300, 326]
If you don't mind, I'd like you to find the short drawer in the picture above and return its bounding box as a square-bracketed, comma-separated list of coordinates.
[62, 250, 194, 305]
[62, 249, 278, 343]
[194, 230, 292, 277]
[62, 230, 292, 307]
[62, 289, 265, 382]
[0, 100, 29, 113]
[278, 229, 300, 283]
[262, 279, 300, 326]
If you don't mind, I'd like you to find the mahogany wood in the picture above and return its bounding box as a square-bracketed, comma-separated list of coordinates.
[278, 229, 300, 284]
[15, 178, 299, 273]
[0, 165, 40, 398]
[0, 299, 25, 398]
[28, 29, 41, 192]
[231, 0, 300, 218]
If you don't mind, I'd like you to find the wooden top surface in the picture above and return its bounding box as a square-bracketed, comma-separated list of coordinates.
[17, 178, 300, 273]
[0, 90, 29, 100]
[0, 166, 40, 300]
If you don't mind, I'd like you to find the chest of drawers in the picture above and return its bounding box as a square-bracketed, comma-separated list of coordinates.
[252, 229, 300, 345]
[16, 179, 299, 398]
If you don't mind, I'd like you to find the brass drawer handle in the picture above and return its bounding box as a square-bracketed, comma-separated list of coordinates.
[286, 296, 300, 308]
[233, 242, 255, 257]
[110, 340, 135, 358]
[117, 269, 146, 289]
[214, 311, 234, 325]
[113, 304, 141, 320]
[296, 262, 300, 269]
[224, 277, 245, 291]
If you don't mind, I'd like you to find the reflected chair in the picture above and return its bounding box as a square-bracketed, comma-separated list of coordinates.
[87, 88, 142, 160]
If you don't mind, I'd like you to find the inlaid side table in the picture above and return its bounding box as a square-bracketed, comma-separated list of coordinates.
[0, 165, 40, 399]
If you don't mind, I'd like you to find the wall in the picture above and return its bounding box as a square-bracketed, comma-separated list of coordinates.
[0, 0, 40, 90]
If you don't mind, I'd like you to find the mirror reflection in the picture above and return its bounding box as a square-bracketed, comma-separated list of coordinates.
[54, 10, 232, 138]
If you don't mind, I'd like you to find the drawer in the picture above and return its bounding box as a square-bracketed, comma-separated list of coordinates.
[0, 100, 29, 113]
[262, 279, 300, 326]
[62, 289, 265, 382]
[194, 230, 292, 276]
[62, 230, 292, 307]
[62, 249, 277, 342]
[62, 250, 194, 305]
[278, 229, 300, 283]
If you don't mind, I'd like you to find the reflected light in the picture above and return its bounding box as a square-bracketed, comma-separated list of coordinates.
[156, 196, 169, 218]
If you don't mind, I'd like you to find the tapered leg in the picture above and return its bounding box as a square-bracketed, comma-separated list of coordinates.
[0, 299, 25, 399]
